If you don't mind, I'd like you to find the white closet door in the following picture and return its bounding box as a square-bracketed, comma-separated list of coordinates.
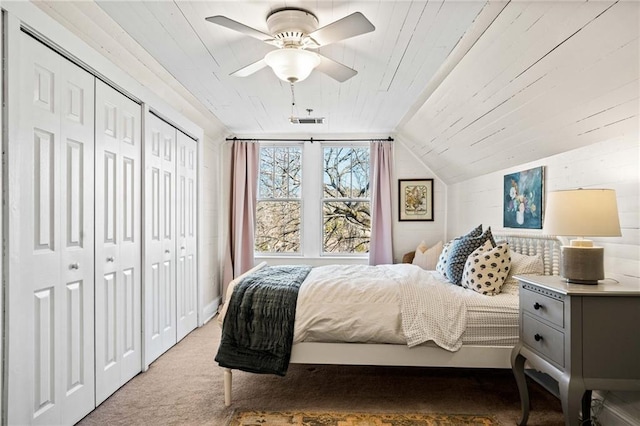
[94, 80, 142, 405]
[144, 113, 177, 365]
[176, 131, 198, 341]
[8, 33, 95, 425]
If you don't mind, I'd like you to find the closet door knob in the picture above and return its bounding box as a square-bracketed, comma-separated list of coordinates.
[69, 263, 80, 270]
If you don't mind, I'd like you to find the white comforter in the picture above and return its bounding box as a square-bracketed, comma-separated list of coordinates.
[221, 263, 517, 352]
[293, 264, 468, 351]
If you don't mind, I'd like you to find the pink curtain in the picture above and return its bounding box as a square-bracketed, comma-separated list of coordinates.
[222, 141, 259, 300]
[369, 141, 394, 265]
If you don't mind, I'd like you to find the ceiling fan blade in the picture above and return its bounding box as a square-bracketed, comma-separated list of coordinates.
[230, 58, 268, 77]
[307, 12, 375, 47]
[205, 15, 278, 45]
[316, 55, 357, 82]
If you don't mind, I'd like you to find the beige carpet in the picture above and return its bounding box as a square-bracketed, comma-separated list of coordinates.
[78, 318, 564, 426]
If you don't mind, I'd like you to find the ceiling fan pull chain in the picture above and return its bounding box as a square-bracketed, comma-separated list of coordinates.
[290, 82, 296, 117]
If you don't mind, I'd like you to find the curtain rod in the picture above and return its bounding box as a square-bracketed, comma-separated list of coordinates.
[225, 136, 394, 143]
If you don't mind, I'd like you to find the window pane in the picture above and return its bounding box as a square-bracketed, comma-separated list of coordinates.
[323, 201, 370, 254]
[259, 146, 301, 199]
[323, 146, 369, 199]
[255, 201, 301, 253]
[350, 147, 370, 198]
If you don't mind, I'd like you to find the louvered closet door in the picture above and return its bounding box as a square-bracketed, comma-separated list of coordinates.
[94, 80, 142, 404]
[176, 131, 198, 341]
[8, 33, 95, 425]
[144, 113, 177, 365]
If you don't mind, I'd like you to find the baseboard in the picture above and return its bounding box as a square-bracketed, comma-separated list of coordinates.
[202, 296, 221, 325]
[593, 391, 640, 426]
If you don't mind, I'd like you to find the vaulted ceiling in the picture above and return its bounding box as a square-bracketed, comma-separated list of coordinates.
[34, 1, 639, 184]
[92, 0, 488, 136]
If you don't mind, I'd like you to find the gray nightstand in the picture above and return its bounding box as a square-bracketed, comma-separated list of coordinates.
[510, 275, 640, 426]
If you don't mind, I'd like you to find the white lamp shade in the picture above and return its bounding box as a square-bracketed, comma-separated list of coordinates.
[543, 189, 622, 237]
[264, 48, 321, 83]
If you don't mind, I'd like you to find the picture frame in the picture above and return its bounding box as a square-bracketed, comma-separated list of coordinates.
[398, 179, 434, 221]
[503, 166, 544, 229]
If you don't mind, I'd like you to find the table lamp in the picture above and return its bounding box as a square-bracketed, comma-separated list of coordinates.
[543, 188, 621, 284]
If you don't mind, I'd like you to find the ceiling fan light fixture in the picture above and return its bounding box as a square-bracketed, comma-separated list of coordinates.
[264, 48, 320, 83]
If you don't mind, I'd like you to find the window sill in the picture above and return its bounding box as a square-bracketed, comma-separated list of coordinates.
[255, 255, 368, 267]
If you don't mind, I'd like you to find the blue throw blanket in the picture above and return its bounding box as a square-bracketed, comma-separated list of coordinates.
[215, 265, 312, 376]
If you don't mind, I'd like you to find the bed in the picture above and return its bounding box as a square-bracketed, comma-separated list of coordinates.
[217, 232, 561, 406]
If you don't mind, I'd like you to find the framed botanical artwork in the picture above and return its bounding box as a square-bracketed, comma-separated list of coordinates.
[398, 179, 434, 221]
[503, 166, 544, 229]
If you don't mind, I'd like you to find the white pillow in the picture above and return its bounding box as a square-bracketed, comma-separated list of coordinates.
[510, 251, 544, 275]
[412, 241, 443, 270]
[461, 242, 512, 296]
[502, 251, 545, 287]
[218, 261, 268, 325]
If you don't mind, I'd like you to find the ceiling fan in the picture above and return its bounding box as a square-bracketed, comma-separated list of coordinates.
[205, 8, 375, 83]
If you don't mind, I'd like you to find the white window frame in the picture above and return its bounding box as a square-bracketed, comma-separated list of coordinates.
[318, 142, 371, 257]
[254, 141, 370, 260]
[255, 142, 304, 256]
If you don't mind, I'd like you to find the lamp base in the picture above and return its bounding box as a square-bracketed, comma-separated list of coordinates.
[560, 246, 604, 285]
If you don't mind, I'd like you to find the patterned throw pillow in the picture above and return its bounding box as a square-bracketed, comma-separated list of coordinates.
[462, 243, 512, 295]
[435, 225, 483, 279]
[444, 227, 496, 285]
[436, 241, 452, 277]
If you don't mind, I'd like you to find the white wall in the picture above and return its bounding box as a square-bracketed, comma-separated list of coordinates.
[392, 138, 446, 262]
[447, 135, 640, 424]
[447, 136, 639, 281]
[201, 135, 223, 321]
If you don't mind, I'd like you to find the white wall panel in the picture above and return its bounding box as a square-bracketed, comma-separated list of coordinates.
[144, 113, 177, 365]
[176, 131, 198, 341]
[94, 79, 142, 406]
[7, 31, 95, 426]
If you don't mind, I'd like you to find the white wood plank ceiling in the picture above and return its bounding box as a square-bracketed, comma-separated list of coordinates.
[36, 1, 638, 184]
[93, 0, 486, 136]
[400, 0, 639, 183]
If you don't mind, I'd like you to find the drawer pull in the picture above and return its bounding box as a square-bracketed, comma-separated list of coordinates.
[107, 257, 115, 262]
[69, 263, 80, 270]
[534, 302, 543, 310]
[534, 333, 543, 342]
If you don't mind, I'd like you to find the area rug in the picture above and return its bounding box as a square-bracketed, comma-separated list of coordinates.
[227, 410, 499, 425]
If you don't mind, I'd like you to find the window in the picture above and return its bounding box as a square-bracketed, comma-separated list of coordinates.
[322, 146, 370, 254]
[255, 145, 302, 254]
[254, 143, 370, 256]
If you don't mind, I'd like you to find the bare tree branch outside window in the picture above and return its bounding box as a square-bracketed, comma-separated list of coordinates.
[255, 146, 301, 253]
[254, 144, 370, 255]
[323, 146, 371, 253]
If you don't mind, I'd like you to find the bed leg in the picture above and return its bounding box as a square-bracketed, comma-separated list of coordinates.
[224, 368, 232, 406]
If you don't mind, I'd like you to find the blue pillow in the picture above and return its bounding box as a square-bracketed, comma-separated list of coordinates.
[435, 224, 483, 278]
[464, 224, 483, 239]
[445, 227, 496, 285]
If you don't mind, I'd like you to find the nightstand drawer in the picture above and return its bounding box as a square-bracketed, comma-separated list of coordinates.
[521, 287, 564, 328]
[522, 314, 564, 367]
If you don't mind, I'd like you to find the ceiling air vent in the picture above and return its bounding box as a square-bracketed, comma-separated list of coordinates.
[289, 117, 326, 124]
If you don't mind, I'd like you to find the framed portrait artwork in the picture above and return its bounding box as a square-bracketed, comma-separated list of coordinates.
[398, 179, 434, 221]
[503, 166, 544, 229]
